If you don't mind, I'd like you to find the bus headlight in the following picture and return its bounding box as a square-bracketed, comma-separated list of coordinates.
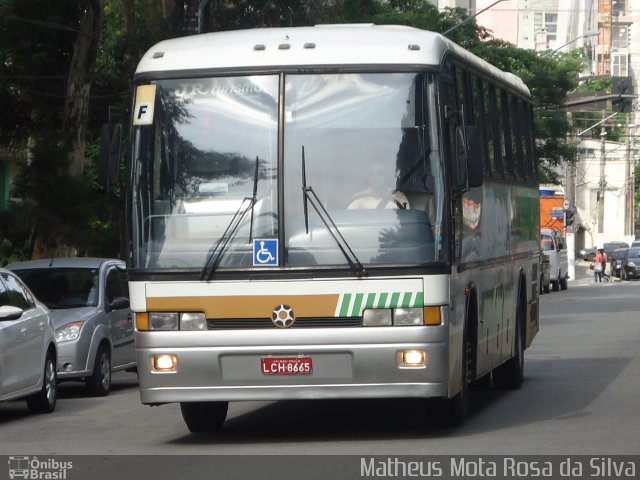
[399, 349, 427, 367]
[151, 354, 178, 372]
[180, 312, 207, 330]
[362, 309, 392, 326]
[149, 312, 179, 330]
[393, 308, 423, 326]
[362, 307, 440, 327]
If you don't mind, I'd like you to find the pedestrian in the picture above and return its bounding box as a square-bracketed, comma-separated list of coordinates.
[594, 248, 607, 283]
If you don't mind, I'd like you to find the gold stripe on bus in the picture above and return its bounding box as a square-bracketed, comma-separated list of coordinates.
[146, 294, 340, 318]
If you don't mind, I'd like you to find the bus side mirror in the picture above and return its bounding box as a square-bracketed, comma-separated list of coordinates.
[454, 125, 483, 194]
[98, 122, 122, 192]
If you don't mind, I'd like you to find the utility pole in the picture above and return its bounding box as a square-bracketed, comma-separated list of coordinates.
[598, 126, 606, 246]
[625, 115, 632, 237]
[565, 160, 576, 281]
[565, 112, 576, 282]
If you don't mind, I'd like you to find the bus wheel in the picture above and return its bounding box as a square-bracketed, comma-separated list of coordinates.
[180, 401, 228, 433]
[432, 320, 473, 427]
[493, 306, 524, 389]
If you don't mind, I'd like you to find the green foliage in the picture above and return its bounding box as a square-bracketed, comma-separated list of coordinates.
[1, 136, 120, 260]
[0, 0, 599, 260]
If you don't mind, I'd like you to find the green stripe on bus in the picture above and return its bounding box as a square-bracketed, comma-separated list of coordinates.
[339, 294, 351, 317]
[377, 292, 388, 308]
[390, 292, 401, 308]
[351, 293, 364, 316]
[338, 291, 424, 316]
[365, 293, 376, 309]
[401, 292, 413, 308]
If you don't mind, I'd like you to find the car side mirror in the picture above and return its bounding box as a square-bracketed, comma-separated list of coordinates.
[109, 296, 130, 311]
[0, 305, 24, 321]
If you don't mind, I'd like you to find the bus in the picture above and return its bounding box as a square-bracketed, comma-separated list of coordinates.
[111, 24, 540, 432]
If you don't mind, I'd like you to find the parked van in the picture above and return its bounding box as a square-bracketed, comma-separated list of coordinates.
[540, 228, 569, 291]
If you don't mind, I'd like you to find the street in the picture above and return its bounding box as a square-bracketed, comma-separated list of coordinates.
[1, 268, 639, 460]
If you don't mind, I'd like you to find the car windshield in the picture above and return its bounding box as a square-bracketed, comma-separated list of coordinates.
[540, 236, 554, 251]
[13, 268, 99, 309]
[626, 247, 640, 259]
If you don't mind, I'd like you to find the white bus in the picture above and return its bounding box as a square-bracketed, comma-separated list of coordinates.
[116, 24, 540, 432]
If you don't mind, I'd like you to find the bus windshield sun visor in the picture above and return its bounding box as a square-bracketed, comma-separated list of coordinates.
[301, 146, 366, 277]
[200, 156, 260, 280]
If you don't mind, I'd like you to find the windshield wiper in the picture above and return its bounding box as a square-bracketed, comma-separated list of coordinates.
[301, 146, 366, 277]
[200, 156, 260, 280]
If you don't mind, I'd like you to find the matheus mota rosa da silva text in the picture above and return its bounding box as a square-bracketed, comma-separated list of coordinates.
[359, 456, 637, 478]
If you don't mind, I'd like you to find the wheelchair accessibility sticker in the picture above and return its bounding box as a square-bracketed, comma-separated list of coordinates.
[253, 239, 278, 266]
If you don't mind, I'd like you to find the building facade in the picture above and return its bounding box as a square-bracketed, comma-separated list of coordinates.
[462, 0, 638, 245]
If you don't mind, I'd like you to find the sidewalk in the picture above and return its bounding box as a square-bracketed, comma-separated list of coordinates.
[571, 259, 621, 286]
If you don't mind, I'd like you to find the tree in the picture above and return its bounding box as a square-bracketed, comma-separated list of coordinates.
[64, 0, 105, 177]
[0, 0, 592, 260]
[0, 0, 189, 260]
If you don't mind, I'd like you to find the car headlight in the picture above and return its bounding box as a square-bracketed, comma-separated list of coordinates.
[56, 321, 84, 342]
[627, 261, 636, 268]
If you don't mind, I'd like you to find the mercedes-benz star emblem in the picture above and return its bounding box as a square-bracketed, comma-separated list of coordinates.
[272, 304, 295, 328]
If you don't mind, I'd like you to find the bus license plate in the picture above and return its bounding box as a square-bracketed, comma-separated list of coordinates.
[261, 356, 313, 375]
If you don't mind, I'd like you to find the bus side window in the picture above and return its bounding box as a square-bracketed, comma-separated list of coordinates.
[486, 84, 503, 177]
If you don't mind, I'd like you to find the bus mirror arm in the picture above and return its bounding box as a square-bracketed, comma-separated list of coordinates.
[453, 125, 483, 196]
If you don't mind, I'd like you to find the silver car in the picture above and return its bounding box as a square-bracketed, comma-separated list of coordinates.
[6, 258, 135, 396]
[0, 267, 57, 412]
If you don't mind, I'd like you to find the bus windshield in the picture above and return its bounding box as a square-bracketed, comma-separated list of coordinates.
[130, 72, 446, 270]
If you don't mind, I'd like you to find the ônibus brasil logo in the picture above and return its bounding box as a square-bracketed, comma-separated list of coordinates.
[8, 456, 73, 480]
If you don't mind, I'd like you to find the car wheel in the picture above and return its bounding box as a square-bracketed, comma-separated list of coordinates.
[86, 344, 111, 396]
[559, 275, 568, 290]
[26, 352, 57, 414]
[551, 279, 559, 292]
[180, 401, 229, 433]
[543, 282, 550, 294]
[587, 253, 596, 262]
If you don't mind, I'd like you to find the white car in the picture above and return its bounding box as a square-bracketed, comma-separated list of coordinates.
[0, 267, 57, 413]
[540, 228, 569, 291]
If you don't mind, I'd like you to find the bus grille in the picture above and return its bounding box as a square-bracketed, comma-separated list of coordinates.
[207, 317, 361, 329]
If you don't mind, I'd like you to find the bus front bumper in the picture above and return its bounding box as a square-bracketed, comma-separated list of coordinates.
[135, 328, 450, 404]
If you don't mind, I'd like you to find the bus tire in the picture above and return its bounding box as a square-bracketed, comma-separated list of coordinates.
[448, 335, 471, 424]
[493, 303, 525, 390]
[180, 401, 228, 433]
[433, 299, 476, 427]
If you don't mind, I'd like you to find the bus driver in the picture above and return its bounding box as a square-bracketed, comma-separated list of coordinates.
[347, 163, 410, 210]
